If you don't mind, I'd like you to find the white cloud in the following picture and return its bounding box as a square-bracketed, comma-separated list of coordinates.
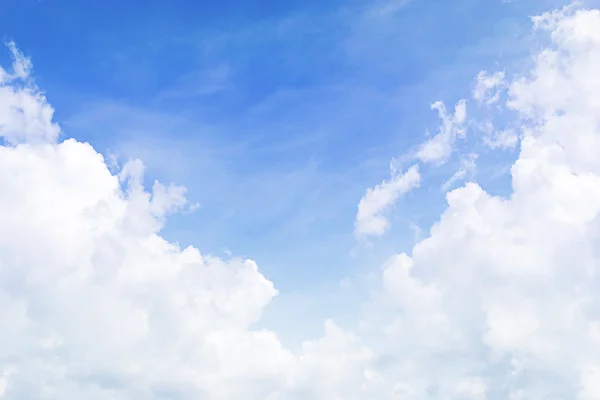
[0, 42, 60, 145]
[480, 122, 519, 149]
[3, 3, 600, 399]
[355, 164, 420, 237]
[454, 378, 487, 400]
[416, 99, 467, 165]
[473, 71, 506, 105]
[579, 364, 600, 400]
[0, 42, 384, 400]
[441, 152, 478, 191]
[0, 366, 16, 398]
[369, 5, 600, 398]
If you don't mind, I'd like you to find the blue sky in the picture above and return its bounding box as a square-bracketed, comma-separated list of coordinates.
[0, 0, 570, 337]
[7, 1, 600, 398]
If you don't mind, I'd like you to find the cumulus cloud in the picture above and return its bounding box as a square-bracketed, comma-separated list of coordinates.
[355, 164, 420, 237]
[358, 4, 600, 398]
[0, 43, 60, 145]
[0, 41, 382, 400]
[3, 3, 600, 399]
[369, 5, 600, 398]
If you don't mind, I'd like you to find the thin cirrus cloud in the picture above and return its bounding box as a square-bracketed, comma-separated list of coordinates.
[2, 4, 600, 400]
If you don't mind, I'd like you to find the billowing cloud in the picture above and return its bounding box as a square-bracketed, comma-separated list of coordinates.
[0, 40, 378, 400]
[2, 4, 600, 399]
[0, 42, 59, 145]
[372, 5, 600, 398]
[362, 4, 600, 399]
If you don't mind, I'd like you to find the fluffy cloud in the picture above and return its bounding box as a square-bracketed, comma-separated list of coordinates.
[0, 42, 59, 145]
[359, 4, 600, 398]
[3, 3, 600, 399]
[0, 41, 376, 400]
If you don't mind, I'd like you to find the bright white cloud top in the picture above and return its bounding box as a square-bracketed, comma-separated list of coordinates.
[2, 4, 600, 399]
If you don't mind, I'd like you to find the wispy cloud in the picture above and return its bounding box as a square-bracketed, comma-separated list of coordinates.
[416, 99, 468, 165]
[355, 164, 420, 238]
[156, 63, 232, 101]
[441, 152, 478, 191]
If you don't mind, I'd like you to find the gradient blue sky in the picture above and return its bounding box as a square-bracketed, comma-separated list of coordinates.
[0, 0, 570, 338]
